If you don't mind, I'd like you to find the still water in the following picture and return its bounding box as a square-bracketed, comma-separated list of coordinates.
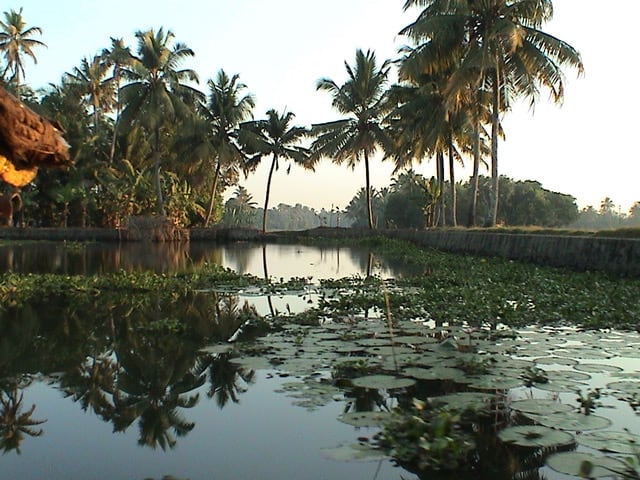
[0, 241, 417, 480]
[2, 241, 640, 480]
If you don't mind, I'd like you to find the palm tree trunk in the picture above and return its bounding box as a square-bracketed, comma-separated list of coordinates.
[436, 150, 445, 226]
[448, 133, 457, 227]
[468, 106, 481, 227]
[262, 154, 278, 233]
[204, 161, 222, 226]
[490, 66, 501, 227]
[153, 128, 165, 216]
[109, 68, 121, 164]
[364, 151, 374, 229]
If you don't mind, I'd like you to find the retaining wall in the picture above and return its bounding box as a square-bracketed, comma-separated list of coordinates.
[382, 229, 640, 277]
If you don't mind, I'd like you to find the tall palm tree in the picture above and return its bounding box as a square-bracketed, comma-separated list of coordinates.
[0, 7, 45, 95]
[101, 37, 133, 164]
[240, 109, 311, 233]
[66, 54, 114, 134]
[182, 70, 255, 226]
[311, 49, 393, 229]
[119, 28, 201, 216]
[403, 0, 583, 226]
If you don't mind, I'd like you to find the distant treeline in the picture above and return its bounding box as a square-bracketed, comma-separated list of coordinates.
[222, 172, 640, 231]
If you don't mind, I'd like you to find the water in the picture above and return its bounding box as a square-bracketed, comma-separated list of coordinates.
[0, 241, 417, 480]
[2, 241, 639, 480]
[0, 241, 411, 278]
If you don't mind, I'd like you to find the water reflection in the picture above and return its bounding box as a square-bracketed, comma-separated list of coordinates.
[0, 290, 266, 453]
[0, 241, 418, 278]
[0, 379, 46, 454]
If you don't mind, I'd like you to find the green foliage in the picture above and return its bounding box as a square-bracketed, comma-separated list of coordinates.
[377, 399, 476, 472]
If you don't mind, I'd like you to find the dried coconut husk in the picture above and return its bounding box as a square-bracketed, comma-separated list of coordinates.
[124, 216, 189, 242]
[0, 87, 71, 175]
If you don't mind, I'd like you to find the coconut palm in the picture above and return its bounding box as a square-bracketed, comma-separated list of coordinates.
[0, 7, 45, 95]
[239, 109, 311, 233]
[180, 70, 255, 226]
[403, 0, 583, 226]
[101, 37, 133, 164]
[311, 49, 393, 229]
[66, 54, 114, 134]
[119, 28, 201, 216]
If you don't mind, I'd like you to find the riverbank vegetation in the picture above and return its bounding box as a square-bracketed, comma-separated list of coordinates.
[6, 3, 626, 234]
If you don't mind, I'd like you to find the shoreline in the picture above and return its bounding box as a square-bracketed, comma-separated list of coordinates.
[1, 226, 639, 277]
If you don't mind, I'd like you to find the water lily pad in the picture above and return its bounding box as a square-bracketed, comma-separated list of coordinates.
[528, 411, 612, 431]
[355, 338, 392, 347]
[510, 398, 574, 415]
[428, 392, 496, 411]
[321, 442, 387, 462]
[368, 345, 416, 357]
[392, 335, 439, 346]
[404, 366, 467, 382]
[545, 370, 591, 382]
[468, 375, 523, 391]
[574, 363, 623, 374]
[337, 411, 391, 428]
[546, 451, 630, 478]
[229, 356, 271, 370]
[498, 425, 575, 448]
[578, 430, 640, 454]
[533, 380, 585, 393]
[533, 356, 578, 366]
[607, 380, 640, 395]
[350, 374, 416, 390]
[553, 348, 612, 360]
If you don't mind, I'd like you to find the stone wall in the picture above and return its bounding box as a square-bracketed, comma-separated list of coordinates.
[382, 229, 640, 277]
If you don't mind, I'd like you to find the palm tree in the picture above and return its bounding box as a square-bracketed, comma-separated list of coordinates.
[0, 7, 45, 95]
[403, 0, 584, 226]
[101, 37, 133, 164]
[66, 54, 114, 134]
[311, 49, 393, 229]
[240, 109, 311, 233]
[120, 28, 201, 216]
[181, 70, 255, 226]
[223, 185, 257, 227]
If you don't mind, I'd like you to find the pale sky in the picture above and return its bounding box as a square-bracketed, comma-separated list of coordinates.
[14, 0, 639, 213]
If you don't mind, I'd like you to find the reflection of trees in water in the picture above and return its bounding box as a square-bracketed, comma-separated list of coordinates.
[0, 379, 46, 454]
[343, 386, 392, 414]
[197, 353, 255, 409]
[60, 354, 116, 420]
[0, 242, 227, 274]
[262, 245, 276, 317]
[223, 243, 258, 275]
[0, 289, 267, 450]
[110, 329, 205, 450]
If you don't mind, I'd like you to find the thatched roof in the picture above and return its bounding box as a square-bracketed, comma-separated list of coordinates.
[0, 86, 71, 187]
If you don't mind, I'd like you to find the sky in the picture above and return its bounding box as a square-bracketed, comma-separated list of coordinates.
[12, 0, 639, 214]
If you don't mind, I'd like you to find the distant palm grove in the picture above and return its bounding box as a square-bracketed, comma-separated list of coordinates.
[2, 2, 635, 231]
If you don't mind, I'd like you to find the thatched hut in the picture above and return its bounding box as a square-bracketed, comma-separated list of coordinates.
[0, 87, 71, 189]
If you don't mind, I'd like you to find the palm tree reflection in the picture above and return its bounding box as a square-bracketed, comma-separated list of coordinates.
[200, 353, 255, 409]
[111, 330, 205, 450]
[0, 380, 46, 454]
